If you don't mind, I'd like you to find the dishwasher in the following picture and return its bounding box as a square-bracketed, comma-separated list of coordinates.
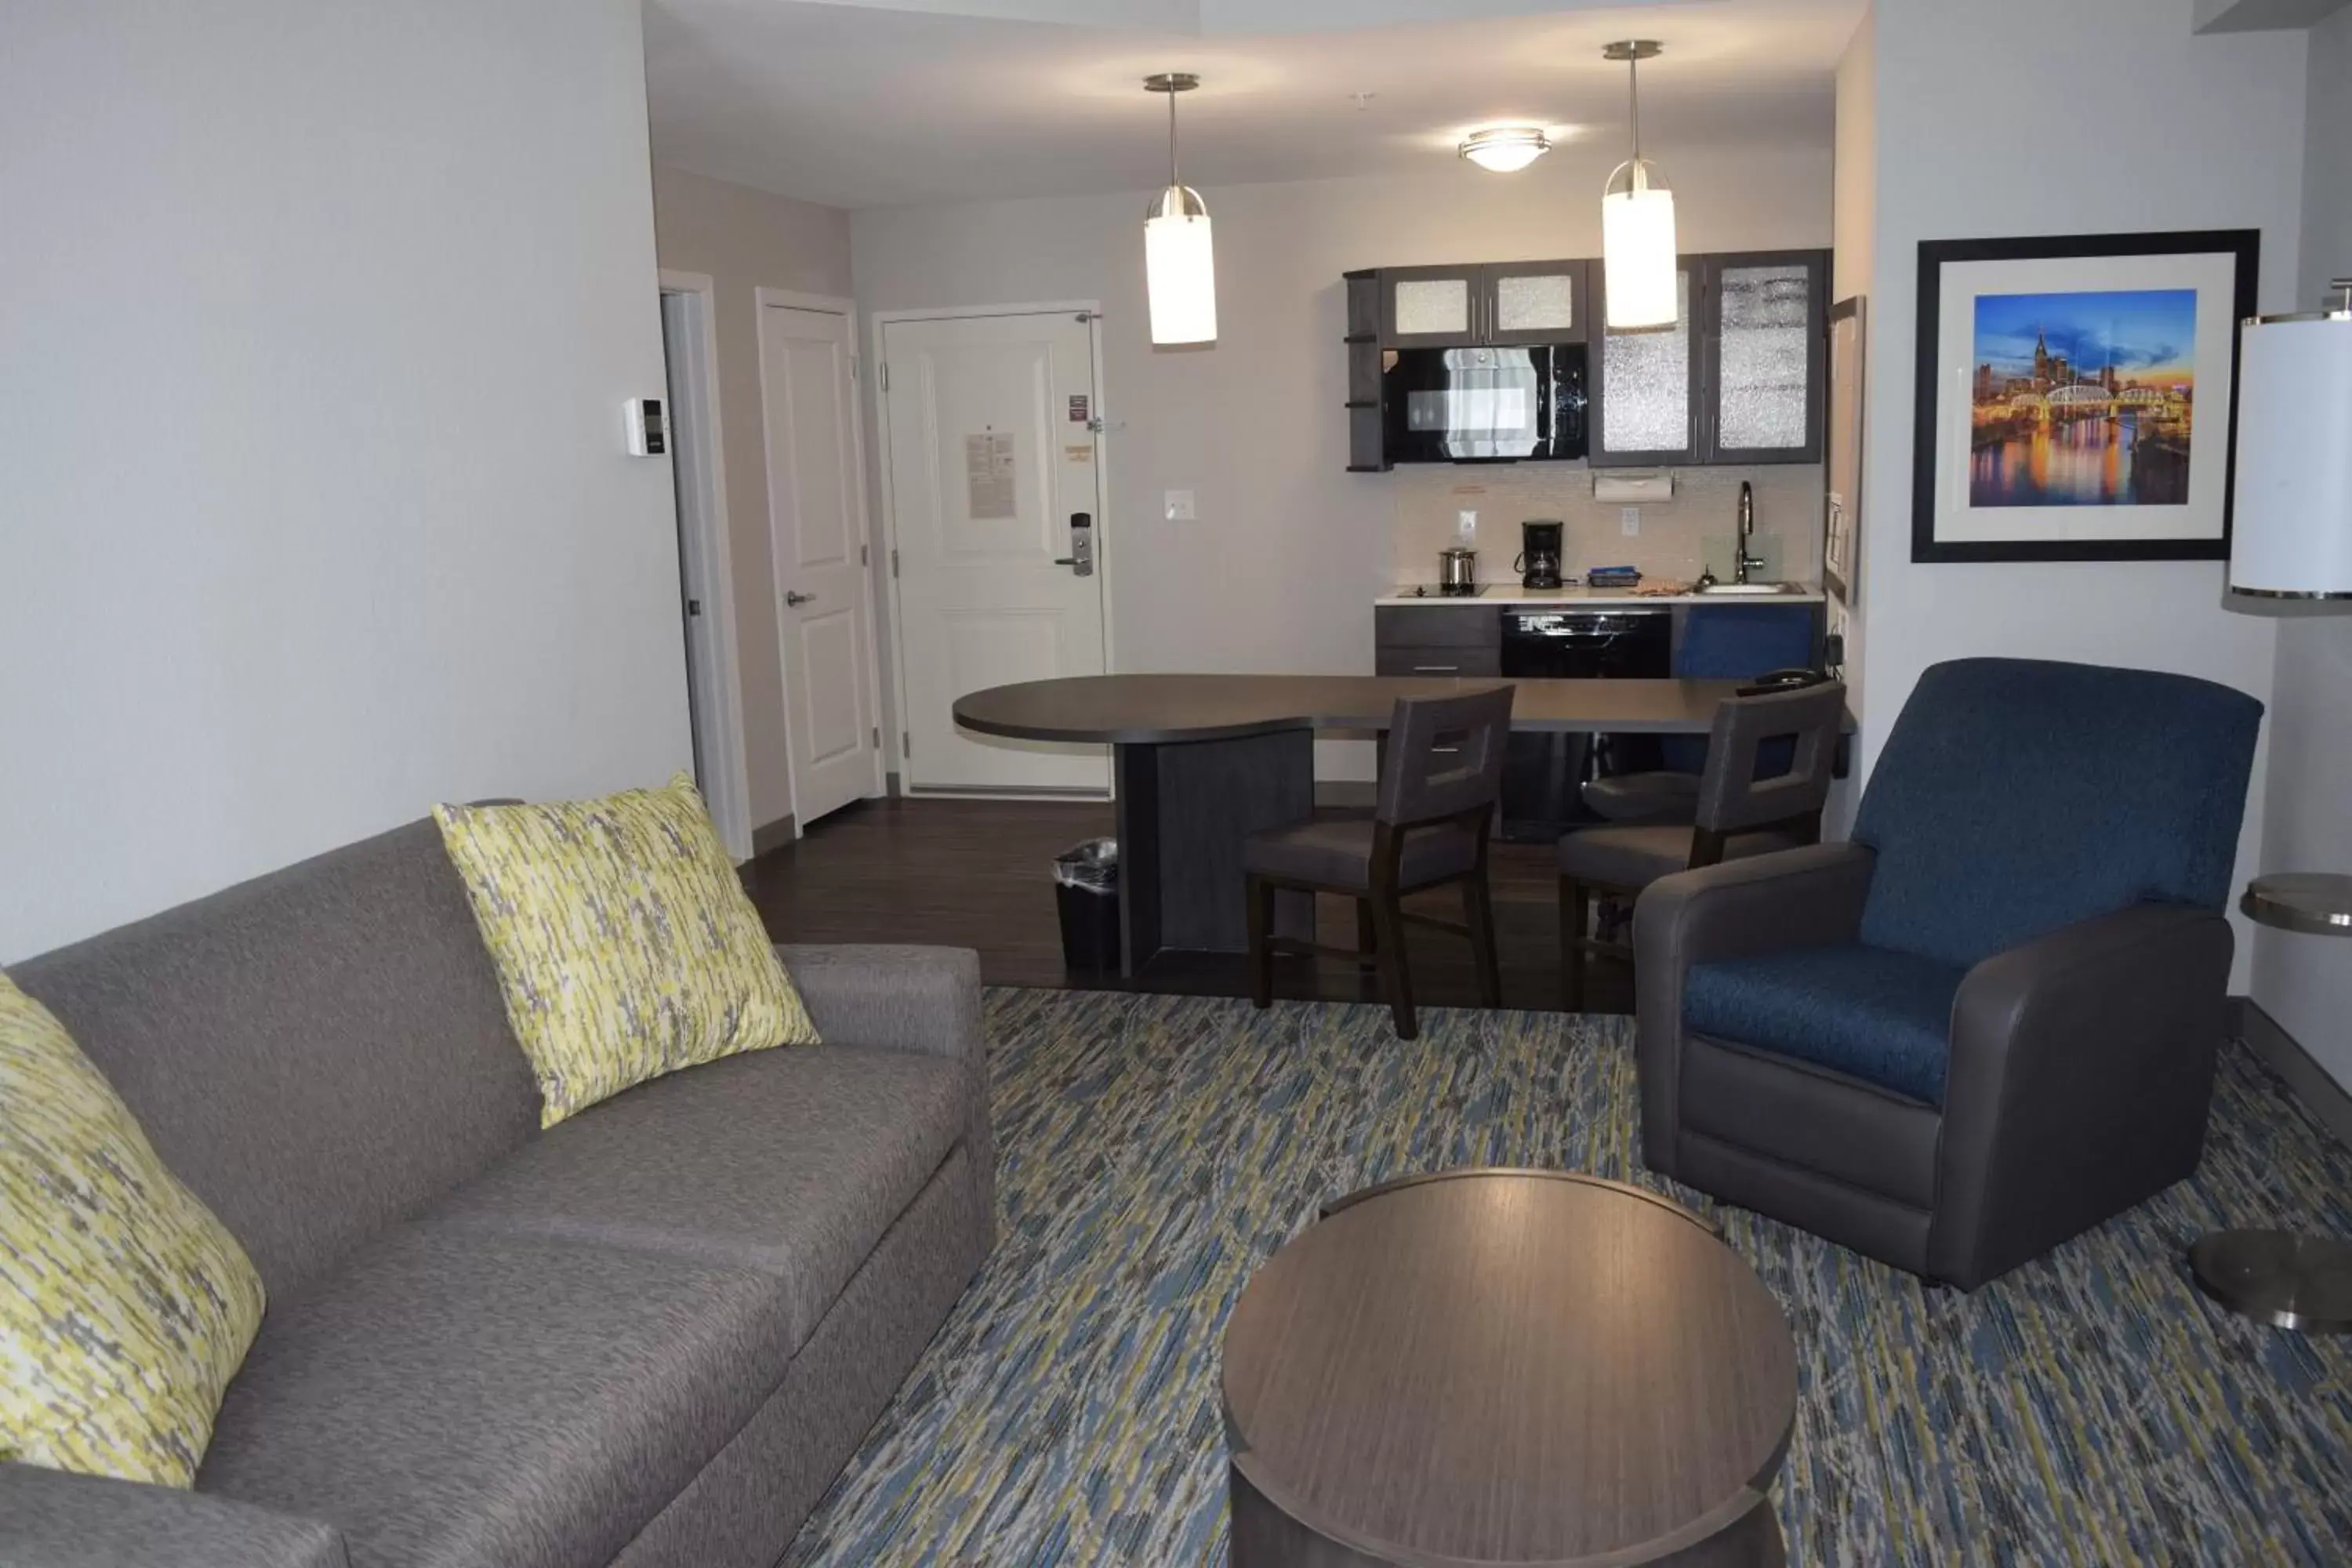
[1498, 607, 1672, 842]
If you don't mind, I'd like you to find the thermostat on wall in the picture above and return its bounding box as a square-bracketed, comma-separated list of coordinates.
[626, 397, 666, 457]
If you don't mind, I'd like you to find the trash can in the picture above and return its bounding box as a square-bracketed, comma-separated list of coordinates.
[1051, 838, 1120, 972]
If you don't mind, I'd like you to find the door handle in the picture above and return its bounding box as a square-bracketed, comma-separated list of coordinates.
[784, 590, 815, 606]
[1058, 512, 1094, 577]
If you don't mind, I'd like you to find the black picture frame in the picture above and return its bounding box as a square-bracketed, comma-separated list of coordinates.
[1910, 228, 2259, 564]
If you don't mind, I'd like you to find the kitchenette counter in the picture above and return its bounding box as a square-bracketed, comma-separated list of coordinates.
[1377, 583, 1828, 608]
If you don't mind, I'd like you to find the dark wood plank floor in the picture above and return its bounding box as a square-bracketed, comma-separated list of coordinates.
[742, 797, 1632, 1014]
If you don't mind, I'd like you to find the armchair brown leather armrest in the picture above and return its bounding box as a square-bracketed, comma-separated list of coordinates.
[1928, 902, 2233, 1288]
[1632, 842, 1877, 1175]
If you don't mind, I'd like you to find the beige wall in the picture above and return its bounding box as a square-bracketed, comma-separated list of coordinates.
[2, 0, 689, 962]
[852, 143, 1835, 781]
[652, 165, 855, 830]
[1851, 0, 2307, 990]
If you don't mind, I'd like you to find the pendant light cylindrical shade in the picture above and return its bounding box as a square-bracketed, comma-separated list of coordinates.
[1603, 159, 1679, 330]
[1601, 41, 1679, 332]
[2230, 301, 2352, 598]
[1144, 73, 1216, 346]
[1146, 187, 1218, 345]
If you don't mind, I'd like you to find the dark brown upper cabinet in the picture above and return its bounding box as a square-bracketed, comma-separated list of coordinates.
[1590, 249, 1828, 468]
[1377, 260, 1590, 348]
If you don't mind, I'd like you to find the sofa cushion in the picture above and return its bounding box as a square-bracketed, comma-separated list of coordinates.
[9, 819, 540, 1304]
[1852, 657, 2262, 969]
[1683, 943, 1965, 1106]
[433, 777, 819, 1127]
[429, 1044, 974, 1353]
[196, 1224, 796, 1568]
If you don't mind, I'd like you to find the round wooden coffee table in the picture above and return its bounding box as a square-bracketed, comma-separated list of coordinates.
[1221, 1169, 1797, 1567]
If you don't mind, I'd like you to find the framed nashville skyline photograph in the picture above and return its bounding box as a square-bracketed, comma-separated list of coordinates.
[1911, 229, 2259, 563]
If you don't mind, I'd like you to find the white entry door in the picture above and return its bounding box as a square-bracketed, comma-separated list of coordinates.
[881, 310, 1109, 793]
[759, 297, 882, 828]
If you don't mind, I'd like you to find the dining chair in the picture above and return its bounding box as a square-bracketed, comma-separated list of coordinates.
[1559, 680, 1846, 1010]
[1243, 686, 1515, 1040]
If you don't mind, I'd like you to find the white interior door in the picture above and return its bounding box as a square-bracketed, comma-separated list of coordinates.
[759, 299, 881, 828]
[881, 310, 1109, 793]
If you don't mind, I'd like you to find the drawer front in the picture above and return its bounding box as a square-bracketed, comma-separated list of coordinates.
[1375, 605, 1501, 649]
[1375, 644, 1501, 678]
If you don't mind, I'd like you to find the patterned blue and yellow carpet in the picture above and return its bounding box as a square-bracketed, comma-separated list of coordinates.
[785, 990, 2352, 1566]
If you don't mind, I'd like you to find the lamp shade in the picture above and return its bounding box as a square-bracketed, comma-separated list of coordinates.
[2230, 313, 2352, 598]
[1602, 161, 1678, 330]
[1146, 194, 1217, 345]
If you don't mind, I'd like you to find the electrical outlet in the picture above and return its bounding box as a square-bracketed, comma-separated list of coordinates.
[1621, 506, 1641, 537]
[1457, 509, 1478, 542]
[1163, 489, 1196, 522]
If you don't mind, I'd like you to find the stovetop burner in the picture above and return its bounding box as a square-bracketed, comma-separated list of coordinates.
[1403, 583, 1491, 598]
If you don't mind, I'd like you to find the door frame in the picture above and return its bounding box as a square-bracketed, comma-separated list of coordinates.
[657, 270, 754, 862]
[753, 287, 889, 828]
[869, 300, 1116, 795]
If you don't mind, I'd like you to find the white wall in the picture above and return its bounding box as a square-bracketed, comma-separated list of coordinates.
[652, 165, 855, 830]
[0, 0, 688, 961]
[2249, 2, 2352, 1087]
[1853, 0, 2310, 986]
[851, 143, 1834, 779]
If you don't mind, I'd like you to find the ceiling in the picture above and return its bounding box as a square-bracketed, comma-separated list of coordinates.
[643, 0, 1869, 210]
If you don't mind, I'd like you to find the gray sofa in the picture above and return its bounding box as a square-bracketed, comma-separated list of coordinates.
[0, 818, 995, 1568]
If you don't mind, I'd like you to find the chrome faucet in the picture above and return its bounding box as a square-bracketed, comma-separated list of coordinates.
[1734, 480, 1767, 585]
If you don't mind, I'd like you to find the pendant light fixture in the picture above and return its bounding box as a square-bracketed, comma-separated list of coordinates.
[1601, 40, 1679, 331]
[1458, 125, 1551, 174]
[1143, 72, 1216, 346]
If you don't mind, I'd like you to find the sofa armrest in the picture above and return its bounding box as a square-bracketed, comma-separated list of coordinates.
[1929, 903, 2233, 1289]
[0, 1464, 348, 1568]
[775, 944, 985, 1071]
[1631, 843, 1876, 1176]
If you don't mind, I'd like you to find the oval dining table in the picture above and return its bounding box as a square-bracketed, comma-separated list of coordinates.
[953, 673, 1794, 978]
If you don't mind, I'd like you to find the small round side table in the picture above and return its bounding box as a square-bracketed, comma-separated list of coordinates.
[2187, 874, 2352, 1333]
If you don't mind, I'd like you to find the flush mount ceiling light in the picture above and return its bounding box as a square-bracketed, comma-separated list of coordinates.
[1601, 40, 1679, 331]
[1458, 125, 1551, 174]
[1143, 71, 1216, 346]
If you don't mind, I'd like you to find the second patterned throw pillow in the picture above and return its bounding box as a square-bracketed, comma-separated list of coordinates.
[433, 775, 818, 1126]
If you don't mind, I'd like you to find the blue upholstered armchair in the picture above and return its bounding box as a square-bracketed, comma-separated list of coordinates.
[1633, 658, 2263, 1290]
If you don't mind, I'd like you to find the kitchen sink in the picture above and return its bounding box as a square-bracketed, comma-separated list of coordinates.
[1696, 581, 1797, 596]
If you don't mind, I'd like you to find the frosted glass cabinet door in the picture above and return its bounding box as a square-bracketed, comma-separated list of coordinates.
[1711, 254, 1825, 463]
[1592, 266, 1696, 464]
[1486, 260, 1588, 345]
[1381, 266, 1480, 347]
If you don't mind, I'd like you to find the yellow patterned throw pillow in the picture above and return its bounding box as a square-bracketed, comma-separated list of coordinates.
[434, 774, 818, 1127]
[0, 974, 266, 1487]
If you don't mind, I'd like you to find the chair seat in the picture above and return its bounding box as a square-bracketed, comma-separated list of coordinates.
[1682, 942, 1966, 1105]
[1557, 823, 1804, 891]
[1243, 815, 1477, 893]
[1581, 770, 1701, 826]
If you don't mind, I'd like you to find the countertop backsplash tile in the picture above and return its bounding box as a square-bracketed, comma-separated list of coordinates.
[1391, 465, 1824, 589]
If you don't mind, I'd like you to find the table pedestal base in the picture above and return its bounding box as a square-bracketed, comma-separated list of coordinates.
[1113, 731, 1315, 975]
[2189, 1229, 2352, 1333]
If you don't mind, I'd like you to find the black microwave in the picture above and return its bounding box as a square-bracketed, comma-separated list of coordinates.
[1382, 343, 1587, 463]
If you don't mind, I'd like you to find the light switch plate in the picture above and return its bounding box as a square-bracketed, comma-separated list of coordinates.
[1164, 489, 1196, 522]
[1457, 509, 1478, 542]
[1621, 507, 1640, 536]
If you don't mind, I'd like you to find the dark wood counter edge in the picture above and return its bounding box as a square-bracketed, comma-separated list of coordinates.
[1221, 1170, 1799, 1566]
[953, 681, 1507, 747]
[1228, 1453, 1784, 1568]
[1316, 1166, 1722, 1238]
[951, 677, 1769, 746]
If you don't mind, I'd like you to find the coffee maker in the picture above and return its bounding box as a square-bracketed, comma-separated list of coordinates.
[1516, 520, 1565, 590]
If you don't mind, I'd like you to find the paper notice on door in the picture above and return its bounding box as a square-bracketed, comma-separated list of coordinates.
[964, 430, 1016, 519]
